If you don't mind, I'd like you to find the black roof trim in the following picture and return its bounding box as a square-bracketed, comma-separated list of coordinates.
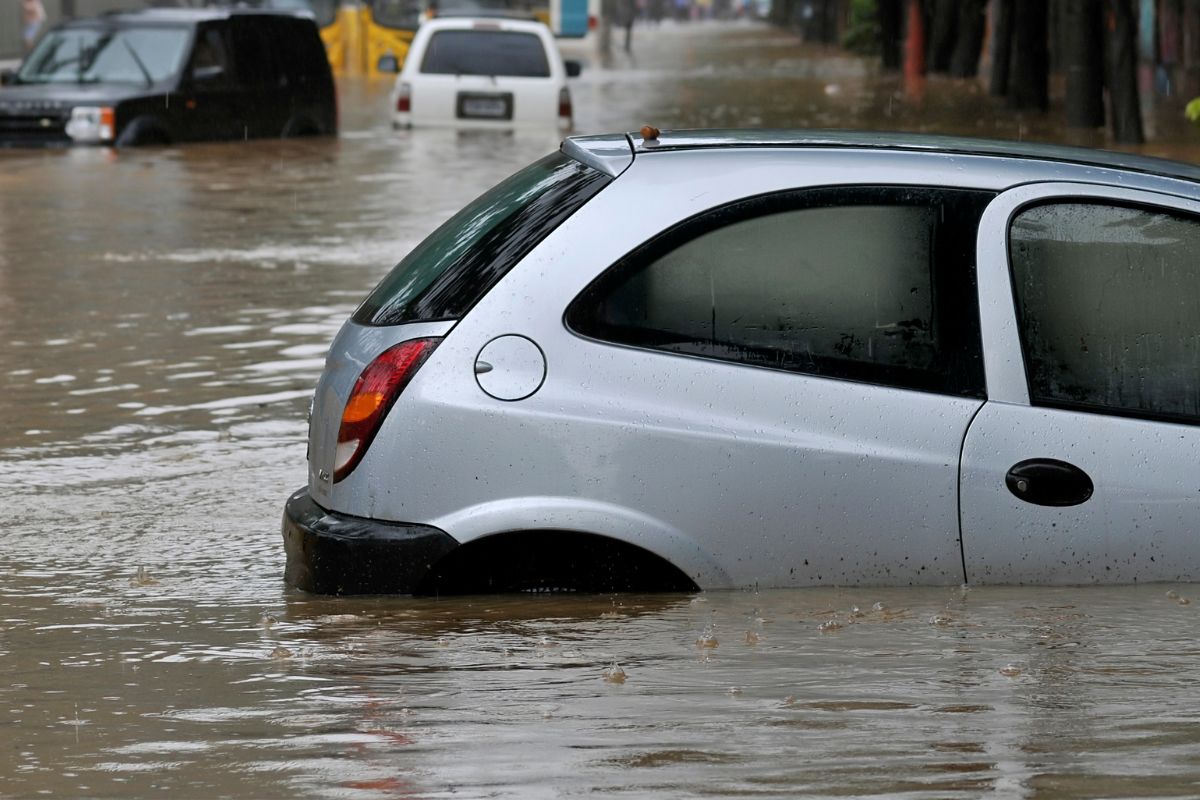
[626, 128, 1200, 184]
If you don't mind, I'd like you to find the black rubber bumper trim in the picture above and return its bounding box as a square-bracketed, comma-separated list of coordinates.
[282, 488, 460, 595]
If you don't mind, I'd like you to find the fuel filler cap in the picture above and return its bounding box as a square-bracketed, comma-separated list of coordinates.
[474, 335, 546, 401]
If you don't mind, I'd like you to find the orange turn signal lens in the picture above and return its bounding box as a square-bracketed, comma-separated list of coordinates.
[341, 392, 384, 424]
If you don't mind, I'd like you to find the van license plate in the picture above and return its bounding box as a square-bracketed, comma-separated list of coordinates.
[457, 92, 513, 120]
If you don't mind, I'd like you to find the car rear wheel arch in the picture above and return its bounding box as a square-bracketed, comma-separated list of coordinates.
[413, 529, 699, 595]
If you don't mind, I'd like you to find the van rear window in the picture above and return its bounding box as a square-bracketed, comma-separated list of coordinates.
[420, 30, 550, 78]
[353, 152, 611, 327]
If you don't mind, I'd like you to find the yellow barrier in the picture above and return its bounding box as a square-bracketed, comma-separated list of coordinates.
[322, 5, 414, 75]
[363, 8, 414, 76]
[319, 15, 346, 73]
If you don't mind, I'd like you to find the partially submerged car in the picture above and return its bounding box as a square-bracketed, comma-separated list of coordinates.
[382, 16, 581, 130]
[0, 8, 336, 147]
[284, 129, 1200, 595]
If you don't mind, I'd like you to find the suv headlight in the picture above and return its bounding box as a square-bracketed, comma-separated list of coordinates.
[65, 106, 115, 143]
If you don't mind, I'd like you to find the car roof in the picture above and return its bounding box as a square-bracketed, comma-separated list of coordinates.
[418, 16, 552, 34]
[57, 8, 310, 27]
[562, 129, 1200, 184]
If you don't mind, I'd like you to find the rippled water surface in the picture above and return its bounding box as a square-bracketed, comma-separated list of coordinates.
[4, 21, 1200, 798]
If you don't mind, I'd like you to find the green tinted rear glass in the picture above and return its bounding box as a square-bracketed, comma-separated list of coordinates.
[353, 153, 610, 326]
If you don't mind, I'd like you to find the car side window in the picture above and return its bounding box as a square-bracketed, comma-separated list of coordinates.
[1011, 201, 1200, 424]
[190, 26, 231, 90]
[567, 187, 993, 398]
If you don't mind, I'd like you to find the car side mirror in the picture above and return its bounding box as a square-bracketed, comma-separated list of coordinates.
[377, 54, 400, 73]
[0, 70, 16, 87]
[564, 59, 582, 78]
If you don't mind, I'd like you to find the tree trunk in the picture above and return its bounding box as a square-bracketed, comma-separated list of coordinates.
[879, 0, 904, 69]
[927, 0, 958, 73]
[770, 0, 791, 27]
[904, 0, 927, 80]
[1007, 0, 1049, 110]
[1107, 0, 1145, 142]
[990, 0, 1014, 96]
[949, 0, 987, 77]
[1063, 0, 1105, 127]
[1184, 0, 1200, 96]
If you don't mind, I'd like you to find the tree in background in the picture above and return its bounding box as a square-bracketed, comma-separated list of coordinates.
[1107, 0, 1144, 142]
[1063, 0, 1105, 129]
[877, 0, 903, 69]
[778, 0, 1163, 144]
[948, 0, 987, 77]
[879, 0, 1147, 143]
[1007, 0, 1050, 110]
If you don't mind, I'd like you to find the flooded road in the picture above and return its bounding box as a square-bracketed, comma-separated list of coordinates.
[3, 21, 1200, 798]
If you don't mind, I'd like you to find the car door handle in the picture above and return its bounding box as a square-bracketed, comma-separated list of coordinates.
[1005, 459, 1094, 507]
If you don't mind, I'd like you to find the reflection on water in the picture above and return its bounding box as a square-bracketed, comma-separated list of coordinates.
[3, 20, 1200, 798]
[6, 583, 1200, 797]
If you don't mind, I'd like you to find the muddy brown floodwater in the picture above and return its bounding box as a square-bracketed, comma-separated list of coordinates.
[3, 21, 1200, 799]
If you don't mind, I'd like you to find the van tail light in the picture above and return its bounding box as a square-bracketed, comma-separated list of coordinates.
[558, 87, 572, 121]
[397, 82, 411, 113]
[588, 14, 598, 29]
[333, 337, 440, 482]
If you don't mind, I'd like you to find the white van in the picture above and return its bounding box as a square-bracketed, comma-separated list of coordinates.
[385, 17, 581, 130]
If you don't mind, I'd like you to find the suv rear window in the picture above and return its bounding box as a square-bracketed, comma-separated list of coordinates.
[419, 30, 551, 78]
[353, 152, 611, 326]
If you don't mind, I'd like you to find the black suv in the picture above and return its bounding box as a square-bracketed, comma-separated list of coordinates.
[0, 8, 337, 147]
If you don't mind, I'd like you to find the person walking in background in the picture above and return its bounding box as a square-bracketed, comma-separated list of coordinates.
[22, 0, 47, 53]
[618, 0, 636, 52]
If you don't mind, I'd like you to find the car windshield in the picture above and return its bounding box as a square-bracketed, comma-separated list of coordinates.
[17, 26, 190, 86]
[420, 30, 550, 77]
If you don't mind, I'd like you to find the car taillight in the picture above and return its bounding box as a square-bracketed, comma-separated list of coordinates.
[558, 87, 572, 121]
[397, 82, 411, 113]
[588, 14, 598, 29]
[333, 337, 440, 482]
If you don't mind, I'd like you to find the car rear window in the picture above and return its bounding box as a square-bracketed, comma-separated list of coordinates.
[353, 152, 611, 327]
[419, 30, 551, 78]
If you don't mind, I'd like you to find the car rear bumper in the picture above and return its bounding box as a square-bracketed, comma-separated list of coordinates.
[282, 488, 459, 595]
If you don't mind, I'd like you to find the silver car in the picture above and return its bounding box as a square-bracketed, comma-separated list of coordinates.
[283, 129, 1200, 595]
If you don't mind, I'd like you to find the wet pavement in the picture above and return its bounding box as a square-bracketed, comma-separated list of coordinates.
[3, 20, 1200, 798]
